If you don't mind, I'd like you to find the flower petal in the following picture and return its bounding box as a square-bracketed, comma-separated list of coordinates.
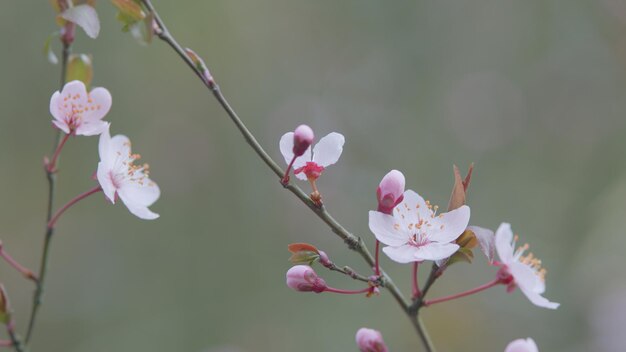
[413, 242, 460, 261]
[468, 225, 495, 262]
[509, 262, 559, 309]
[49, 91, 64, 123]
[76, 119, 108, 136]
[82, 87, 112, 122]
[96, 161, 117, 203]
[495, 222, 514, 263]
[397, 190, 431, 224]
[52, 119, 70, 134]
[368, 211, 409, 247]
[118, 193, 160, 220]
[505, 338, 539, 352]
[279, 131, 311, 171]
[382, 245, 420, 264]
[61, 80, 89, 106]
[312, 132, 344, 167]
[428, 205, 471, 243]
[61, 4, 100, 39]
[118, 178, 160, 207]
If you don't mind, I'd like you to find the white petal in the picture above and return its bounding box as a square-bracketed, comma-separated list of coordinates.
[468, 225, 495, 262]
[505, 338, 539, 352]
[49, 91, 64, 122]
[96, 161, 116, 203]
[279, 132, 295, 164]
[397, 190, 432, 223]
[61, 4, 100, 39]
[312, 132, 344, 167]
[413, 242, 460, 261]
[98, 123, 112, 162]
[495, 222, 514, 263]
[52, 119, 70, 134]
[382, 245, 419, 264]
[75, 120, 108, 136]
[368, 211, 409, 247]
[509, 262, 559, 309]
[279, 131, 310, 171]
[428, 205, 471, 243]
[118, 178, 160, 207]
[118, 193, 160, 220]
[60, 80, 89, 106]
[82, 87, 112, 122]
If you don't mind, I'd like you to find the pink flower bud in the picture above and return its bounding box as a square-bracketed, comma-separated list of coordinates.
[376, 170, 405, 214]
[355, 328, 388, 352]
[286, 265, 327, 293]
[292, 125, 314, 157]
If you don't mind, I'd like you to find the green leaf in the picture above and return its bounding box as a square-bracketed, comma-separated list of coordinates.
[43, 31, 60, 64]
[61, 4, 100, 39]
[111, 0, 146, 25]
[129, 12, 154, 45]
[446, 247, 474, 266]
[66, 54, 93, 88]
[288, 250, 320, 265]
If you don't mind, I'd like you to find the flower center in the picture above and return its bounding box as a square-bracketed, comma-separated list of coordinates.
[109, 147, 152, 189]
[294, 162, 325, 180]
[513, 235, 547, 281]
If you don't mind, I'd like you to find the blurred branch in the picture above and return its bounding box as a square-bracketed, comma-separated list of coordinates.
[141, 1, 435, 350]
[25, 36, 73, 344]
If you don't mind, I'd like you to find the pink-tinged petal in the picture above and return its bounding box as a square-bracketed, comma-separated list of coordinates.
[52, 119, 70, 134]
[495, 222, 514, 263]
[82, 87, 111, 122]
[49, 91, 64, 122]
[279, 132, 295, 164]
[75, 119, 108, 136]
[509, 262, 559, 309]
[60, 80, 89, 106]
[96, 161, 116, 203]
[505, 338, 538, 352]
[61, 4, 100, 39]
[468, 225, 495, 262]
[428, 205, 471, 243]
[279, 132, 311, 171]
[98, 123, 112, 161]
[118, 194, 160, 220]
[368, 211, 409, 247]
[118, 178, 160, 207]
[413, 242, 460, 261]
[312, 132, 344, 167]
[397, 190, 432, 223]
[382, 245, 420, 264]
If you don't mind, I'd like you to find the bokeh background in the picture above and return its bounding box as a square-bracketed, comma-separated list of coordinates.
[1, 1, 626, 351]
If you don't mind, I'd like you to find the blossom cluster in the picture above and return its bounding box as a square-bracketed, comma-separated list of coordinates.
[280, 125, 558, 351]
[49, 80, 160, 219]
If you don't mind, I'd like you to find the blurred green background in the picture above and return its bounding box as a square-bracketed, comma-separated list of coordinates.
[1, 0, 626, 351]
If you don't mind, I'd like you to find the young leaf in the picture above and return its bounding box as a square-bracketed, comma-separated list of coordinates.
[61, 4, 100, 39]
[66, 54, 93, 88]
[43, 31, 60, 64]
[288, 243, 319, 254]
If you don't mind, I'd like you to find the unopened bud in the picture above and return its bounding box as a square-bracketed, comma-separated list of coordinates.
[293, 125, 314, 157]
[376, 170, 405, 214]
[317, 250, 331, 267]
[286, 265, 326, 293]
[504, 337, 538, 352]
[355, 328, 388, 352]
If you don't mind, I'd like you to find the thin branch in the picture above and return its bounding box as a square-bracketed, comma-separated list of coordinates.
[25, 37, 73, 344]
[141, 1, 435, 350]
